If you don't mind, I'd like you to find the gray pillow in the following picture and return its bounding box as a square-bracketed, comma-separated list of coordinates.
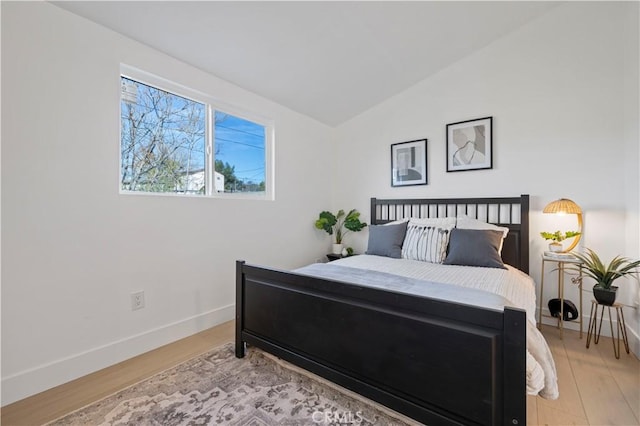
[365, 222, 408, 258]
[443, 228, 506, 269]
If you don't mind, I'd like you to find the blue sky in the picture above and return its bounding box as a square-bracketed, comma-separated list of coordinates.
[214, 112, 265, 184]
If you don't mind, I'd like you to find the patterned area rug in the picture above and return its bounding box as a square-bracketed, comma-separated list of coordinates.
[47, 343, 418, 425]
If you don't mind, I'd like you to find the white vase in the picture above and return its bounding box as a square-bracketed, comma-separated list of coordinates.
[332, 243, 343, 255]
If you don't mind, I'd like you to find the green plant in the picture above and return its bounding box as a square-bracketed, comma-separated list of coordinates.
[568, 248, 640, 289]
[315, 209, 367, 244]
[540, 230, 581, 242]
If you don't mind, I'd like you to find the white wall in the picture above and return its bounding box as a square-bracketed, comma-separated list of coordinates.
[0, 0, 3, 407]
[623, 2, 640, 353]
[333, 3, 640, 352]
[1, 2, 333, 404]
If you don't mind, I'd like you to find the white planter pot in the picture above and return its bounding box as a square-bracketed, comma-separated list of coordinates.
[548, 242, 563, 252]
[332, 243, 344, 255]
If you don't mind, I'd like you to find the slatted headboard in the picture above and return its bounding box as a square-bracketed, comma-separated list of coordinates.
[370, 195, 530, 273]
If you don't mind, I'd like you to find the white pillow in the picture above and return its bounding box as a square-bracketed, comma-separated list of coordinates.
[456, 215, 509, 253]
[402, 223, 454, 264]
[408, 217, 457, 228]
[383, 218, 409, 226]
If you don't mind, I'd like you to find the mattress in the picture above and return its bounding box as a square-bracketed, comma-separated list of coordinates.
[295, 254, 559, 400]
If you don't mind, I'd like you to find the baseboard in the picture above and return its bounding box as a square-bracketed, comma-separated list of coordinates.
[1, 304, 234, 406]
[629, 327, 640, 357]
[538, 307, 640, 358]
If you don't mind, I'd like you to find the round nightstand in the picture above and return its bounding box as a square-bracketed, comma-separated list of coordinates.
[539, 253, 583, 339]
[326, 253, 346, 262]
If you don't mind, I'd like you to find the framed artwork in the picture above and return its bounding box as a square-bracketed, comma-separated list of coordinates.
[391, 139, 427, 187]
[446, 116, 493, 172]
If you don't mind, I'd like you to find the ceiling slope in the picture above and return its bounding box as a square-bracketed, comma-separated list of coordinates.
[52, 1, 559, 126]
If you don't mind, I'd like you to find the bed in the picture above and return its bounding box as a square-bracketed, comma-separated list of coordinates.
[235, 195, 557, 426]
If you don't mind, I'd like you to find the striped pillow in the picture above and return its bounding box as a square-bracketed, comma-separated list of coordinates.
[402, 224, 453, 263]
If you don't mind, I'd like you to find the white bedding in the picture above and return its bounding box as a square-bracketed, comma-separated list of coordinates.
[298, 254, 559, 400]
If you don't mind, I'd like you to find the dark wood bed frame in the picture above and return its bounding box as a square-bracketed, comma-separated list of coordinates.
[236, 195, 530, 426]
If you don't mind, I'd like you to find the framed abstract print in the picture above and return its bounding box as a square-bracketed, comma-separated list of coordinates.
[446, 116, 493, 172]
[391, 139, 427, 187]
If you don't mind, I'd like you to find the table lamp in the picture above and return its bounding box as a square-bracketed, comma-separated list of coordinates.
[543, 198, 582, 252]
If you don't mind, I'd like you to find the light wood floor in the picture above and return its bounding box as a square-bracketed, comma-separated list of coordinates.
[2, 321, 638, 426]
[527, 326, 639, 426]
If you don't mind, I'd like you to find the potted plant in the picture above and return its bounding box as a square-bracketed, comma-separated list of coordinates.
[568, 248, 640, 306]
[315, 209, 367, 254]
[540, 230, 581, 252]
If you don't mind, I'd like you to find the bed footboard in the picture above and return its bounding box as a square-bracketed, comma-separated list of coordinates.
[236, 260, 526, 426]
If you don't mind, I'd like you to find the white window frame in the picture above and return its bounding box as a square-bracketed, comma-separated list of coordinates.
[119, 64, 275, 200]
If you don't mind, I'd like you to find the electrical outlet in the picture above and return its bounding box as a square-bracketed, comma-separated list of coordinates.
[131, 291, 145, 311]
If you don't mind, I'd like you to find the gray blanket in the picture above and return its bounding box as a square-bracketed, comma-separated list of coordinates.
[295, 263, 512, 313]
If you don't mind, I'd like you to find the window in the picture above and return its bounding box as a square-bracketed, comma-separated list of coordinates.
[120, 67, 273, 198]
[120, 77, 206, 194]
[214, 111, 266, 193]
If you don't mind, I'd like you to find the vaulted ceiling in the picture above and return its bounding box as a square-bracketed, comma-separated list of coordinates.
[52, 1, 559, 126]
